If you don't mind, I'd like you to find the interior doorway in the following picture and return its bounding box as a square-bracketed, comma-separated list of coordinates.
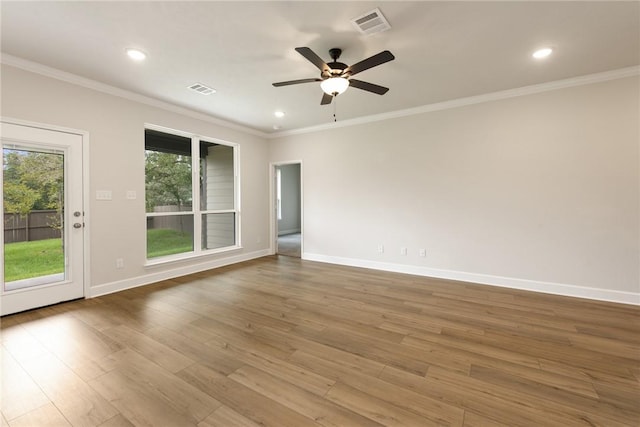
[274, 162, 302, 258]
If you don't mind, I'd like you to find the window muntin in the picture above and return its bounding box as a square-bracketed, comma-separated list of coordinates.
[145, 127, 238, 261]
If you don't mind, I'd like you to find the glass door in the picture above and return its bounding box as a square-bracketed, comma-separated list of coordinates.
[1, 121, 84, 316]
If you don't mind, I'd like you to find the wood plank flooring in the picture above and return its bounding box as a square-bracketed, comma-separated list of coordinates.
[1, 256, 638, 426]
[277, 233, 302, 258]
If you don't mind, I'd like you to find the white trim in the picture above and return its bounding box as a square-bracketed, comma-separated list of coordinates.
[270, 160, 304, 256]
[144, 245, 243, 267]
[145, 211, 195, 218]
[269, 66, 640, 138]
[303, 253, 640, 306]
[81, 127, 92, 296]
[88, 249, 269, 298]
[4, 273, 65, 292]
[270, 164, 276, 254]
[1, 116, 92, 299]
[143, 123, 241, 264]
[145, 122, 195, 139]
[1, 54, 267, 138]
[144, 122, 241, 148]
[5, 53, 637, 140]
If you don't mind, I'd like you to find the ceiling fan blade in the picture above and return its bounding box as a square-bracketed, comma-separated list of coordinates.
[349, 79, 389, 95]
[272, 78, 322, 87]
[295, 47, 329, 72]
[320, 92, 333, 105]
[347, 50, 395, 76]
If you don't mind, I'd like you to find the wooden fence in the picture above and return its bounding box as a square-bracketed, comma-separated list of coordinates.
[4, 210, 62, 243]
[147, 205, 194, 235]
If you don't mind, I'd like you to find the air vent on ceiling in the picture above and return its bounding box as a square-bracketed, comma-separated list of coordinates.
[351, 8, 391, 36]
[187, 83, 216, 95]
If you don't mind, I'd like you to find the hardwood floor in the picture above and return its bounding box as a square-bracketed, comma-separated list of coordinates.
[277, 233, 301, 258]
[1, 256, 638, 426]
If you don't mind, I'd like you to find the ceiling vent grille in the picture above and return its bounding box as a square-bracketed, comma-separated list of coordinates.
[351, 8, 391, 35]
[188, 83, 216, 95]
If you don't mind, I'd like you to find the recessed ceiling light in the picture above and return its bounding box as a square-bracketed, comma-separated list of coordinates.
[532, 47, 553, 59]
[273, 125, 281, 130]
[274, 111, 285, 118]
[125, 48, 147, 61]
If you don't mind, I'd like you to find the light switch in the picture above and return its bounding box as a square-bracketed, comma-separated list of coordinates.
[126, 190, 137, 200]
[96, 190, 112, 200]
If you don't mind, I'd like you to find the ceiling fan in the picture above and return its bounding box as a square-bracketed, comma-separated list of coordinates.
[273, 47, 395, 105]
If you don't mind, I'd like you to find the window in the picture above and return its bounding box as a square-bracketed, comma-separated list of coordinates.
[145, 127, 238, 261]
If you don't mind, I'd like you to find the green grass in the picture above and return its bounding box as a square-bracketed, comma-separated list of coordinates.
[147, 228, 193, 258]
[4, 238, 64, 282]
[3, 230, 192, 282]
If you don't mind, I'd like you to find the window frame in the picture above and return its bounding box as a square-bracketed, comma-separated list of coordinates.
[144, 124, 241, 265]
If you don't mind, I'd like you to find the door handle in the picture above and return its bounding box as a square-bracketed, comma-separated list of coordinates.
[73, 223, 83, 229]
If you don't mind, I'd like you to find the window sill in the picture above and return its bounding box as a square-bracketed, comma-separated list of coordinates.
[144, 245, 243, 268]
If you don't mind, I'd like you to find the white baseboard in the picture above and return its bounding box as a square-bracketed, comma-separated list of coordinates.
[303, 253, 639, 306]
[88, 249, 270, 298]
[87, 249, 639, 306]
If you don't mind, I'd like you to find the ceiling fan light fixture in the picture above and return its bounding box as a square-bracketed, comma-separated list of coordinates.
[321, 77, 349, 95]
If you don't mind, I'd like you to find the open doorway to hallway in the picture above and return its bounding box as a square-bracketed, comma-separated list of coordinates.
[274, 163, 301, 258]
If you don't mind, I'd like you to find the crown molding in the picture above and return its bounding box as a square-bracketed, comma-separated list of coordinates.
[3, 53, 637, 140]
[268, 65, 640, 139]
[0, 53, 268, 139]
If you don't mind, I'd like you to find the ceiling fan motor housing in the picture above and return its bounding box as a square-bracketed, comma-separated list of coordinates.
[322, 62, 348, 79]
[322, 48, 349, 79]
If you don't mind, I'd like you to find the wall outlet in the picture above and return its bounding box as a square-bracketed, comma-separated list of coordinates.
[419, 248, 426, 257]
[116, 258, 124, 269]
[400, 247, 407, 256]
[377, 244, 384, 253]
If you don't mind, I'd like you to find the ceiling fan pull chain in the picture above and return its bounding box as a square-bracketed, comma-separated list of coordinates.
[333, 96, 337, 122]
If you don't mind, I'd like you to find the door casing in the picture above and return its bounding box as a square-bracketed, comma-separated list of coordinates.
[270, 160, 303, 256]
[1, 117, 90, 315]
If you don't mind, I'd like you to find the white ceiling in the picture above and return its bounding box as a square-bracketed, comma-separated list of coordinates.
[1, 1, 639, 134]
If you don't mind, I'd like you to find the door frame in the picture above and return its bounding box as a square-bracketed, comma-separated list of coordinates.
[270, 160, 303, 257]
[1, 117, 91, 309]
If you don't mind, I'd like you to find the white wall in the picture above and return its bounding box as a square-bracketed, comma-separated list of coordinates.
[277, 163, 301, 235]
[1, 64, 271, 296]
[3, 62, 637, 305]
[269, 76, 640, 304]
